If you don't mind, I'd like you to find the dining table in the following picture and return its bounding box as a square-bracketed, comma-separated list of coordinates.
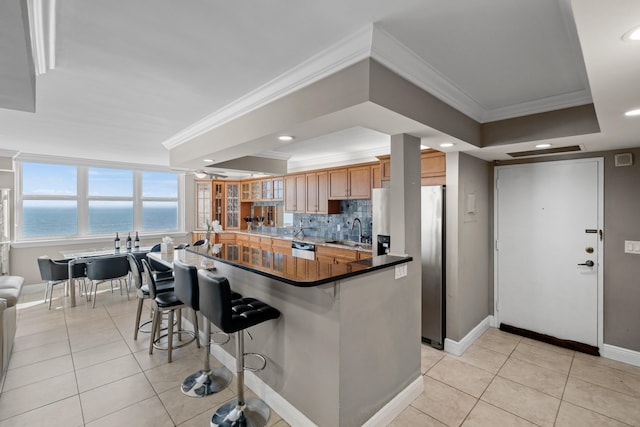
[61, 247, 151, 307]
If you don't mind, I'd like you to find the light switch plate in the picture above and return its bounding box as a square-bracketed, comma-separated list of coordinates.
[624, 240, 640, 254]
[395, 264, 408, 279]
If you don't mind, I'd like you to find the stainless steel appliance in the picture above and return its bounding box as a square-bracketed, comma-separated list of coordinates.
[371, 186, 446, 349]
[291, 241, 316, 260]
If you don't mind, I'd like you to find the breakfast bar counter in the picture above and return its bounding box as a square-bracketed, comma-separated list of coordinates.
[149, 244, 410, 287]
[150, 247, 421, 427]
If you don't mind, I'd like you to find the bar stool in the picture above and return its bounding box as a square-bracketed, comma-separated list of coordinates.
[127, 254, 174, 340]
[141, 259, 198, 363]
[198, 270, 280, 427]
[175, 259, 237, 397]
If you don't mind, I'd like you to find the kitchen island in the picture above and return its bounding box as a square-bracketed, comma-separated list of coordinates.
[150, 246, 421, 427]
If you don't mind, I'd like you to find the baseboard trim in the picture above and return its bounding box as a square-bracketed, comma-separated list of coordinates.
[444, 315, 494, 356]
[602, 344, 640, 368]
[362, 376, 424, 427]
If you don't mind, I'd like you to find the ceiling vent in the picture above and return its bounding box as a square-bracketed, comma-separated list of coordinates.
[507, 145, 582, 158]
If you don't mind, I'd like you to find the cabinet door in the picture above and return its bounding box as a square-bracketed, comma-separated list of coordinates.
[381, 158, 391, 181]
[212, 181, 224, 226]
[273, 178, 283, 200]
[195, 181, 212, 230]
[284, 175, 306, 212]
[240, 182, 251, 201]
[371, 164, 382, 189]
[251, 180, 262, 200]
[225, 182, 240, 229]
[348, 165, 371, 199]
[306, 173, 319, 213]
[295, 175, 306, 212]
[262, 179, 273, 200]
[328, 168, 348, 199]
[284, 176, 297, 212]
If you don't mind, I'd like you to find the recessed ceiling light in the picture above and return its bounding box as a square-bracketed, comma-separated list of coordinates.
[622, 25, 640, 41]
[624, 108, 640, 117]
[439, 142, 454, 148]
[203, 158, 214, 163]
[535, 143, 552, 148]
[277, 135, 294, 142]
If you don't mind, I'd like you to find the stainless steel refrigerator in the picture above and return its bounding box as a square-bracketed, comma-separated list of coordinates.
[372, 186, 445, 349]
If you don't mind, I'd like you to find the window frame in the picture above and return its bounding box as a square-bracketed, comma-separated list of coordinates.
[15, 157, 185, 242]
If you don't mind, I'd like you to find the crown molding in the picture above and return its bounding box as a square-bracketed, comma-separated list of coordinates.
[253, 151, 293, 161]
[482, 90, 593, 122]
[164, 21, 593, 150]
[370, 26, 486, 122]
[26, 0, 56, 76]
[163, 25, 375, 150]
[286, 146, 389, 172]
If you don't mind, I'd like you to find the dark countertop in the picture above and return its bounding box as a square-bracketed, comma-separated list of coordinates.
[149, 245, 411, 287]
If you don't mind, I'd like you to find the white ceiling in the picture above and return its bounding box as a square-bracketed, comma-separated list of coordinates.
[0, 0, 639, 171]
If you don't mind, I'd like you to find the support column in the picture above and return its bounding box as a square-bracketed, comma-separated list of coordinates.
[389, 134, 421, 259]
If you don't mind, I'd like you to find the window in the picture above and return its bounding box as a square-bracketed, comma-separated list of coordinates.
[18, 161, 181, 239]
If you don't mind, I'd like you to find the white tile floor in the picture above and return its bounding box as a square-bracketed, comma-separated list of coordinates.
[2, 288, 640, 426]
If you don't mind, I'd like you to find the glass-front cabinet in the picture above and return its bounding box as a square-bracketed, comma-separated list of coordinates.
[195, 181, 212, 230]
[225, 182, 240, 229]
[213, 181, 224, 226]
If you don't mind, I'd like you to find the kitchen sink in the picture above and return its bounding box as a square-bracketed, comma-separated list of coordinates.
[324, 239, 369, 249]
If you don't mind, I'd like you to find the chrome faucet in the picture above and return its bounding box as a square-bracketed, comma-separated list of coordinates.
[293, 218, 306, 239]
[351, 217, 363, 243]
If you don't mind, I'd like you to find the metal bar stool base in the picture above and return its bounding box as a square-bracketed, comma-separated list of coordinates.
[181, 367, 232, 397]
[152, 330, 196, 350]
[210, 397, 270, 427]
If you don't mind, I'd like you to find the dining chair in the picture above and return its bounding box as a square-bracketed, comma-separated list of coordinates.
[37, 256, 87, 309]
[84, 255, 130, 308]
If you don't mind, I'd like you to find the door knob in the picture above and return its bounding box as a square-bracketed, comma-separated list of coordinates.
[578, 260, 594, 267]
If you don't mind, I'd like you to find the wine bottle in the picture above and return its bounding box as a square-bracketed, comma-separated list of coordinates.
[134, 231, 140, 250]
[126, 232, 132, 251]
[114, 232, 121, 251]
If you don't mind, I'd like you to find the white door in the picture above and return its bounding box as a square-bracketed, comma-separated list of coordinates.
[495, 159, 603, 347]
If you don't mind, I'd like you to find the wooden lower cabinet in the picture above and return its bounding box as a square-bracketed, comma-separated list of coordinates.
[316, 246, 358, 264]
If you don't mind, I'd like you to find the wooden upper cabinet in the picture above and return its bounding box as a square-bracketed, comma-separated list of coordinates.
[284, 174, 306, 213]
[420, 149, 446, 185]
[376, 150, 445, 186]
[195, 180, 212, 230]
[240, 181, 251, 201]
[348, 165, 371, 199]
[273, 178, 283, 200]
[380, 157, 391, 181]
[328, 168, 348, 199]
[328, 166, 371, 199]
[307, 171, 340, 214]
[371, 164, 382, 189]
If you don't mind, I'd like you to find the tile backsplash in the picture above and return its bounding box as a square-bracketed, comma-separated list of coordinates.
[251, 200, 372, 242]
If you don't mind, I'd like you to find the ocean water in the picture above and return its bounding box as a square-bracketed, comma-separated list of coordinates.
[23, 206, 177, 237]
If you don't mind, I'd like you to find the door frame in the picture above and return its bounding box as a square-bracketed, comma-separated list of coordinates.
[493, 157, 604, 350]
